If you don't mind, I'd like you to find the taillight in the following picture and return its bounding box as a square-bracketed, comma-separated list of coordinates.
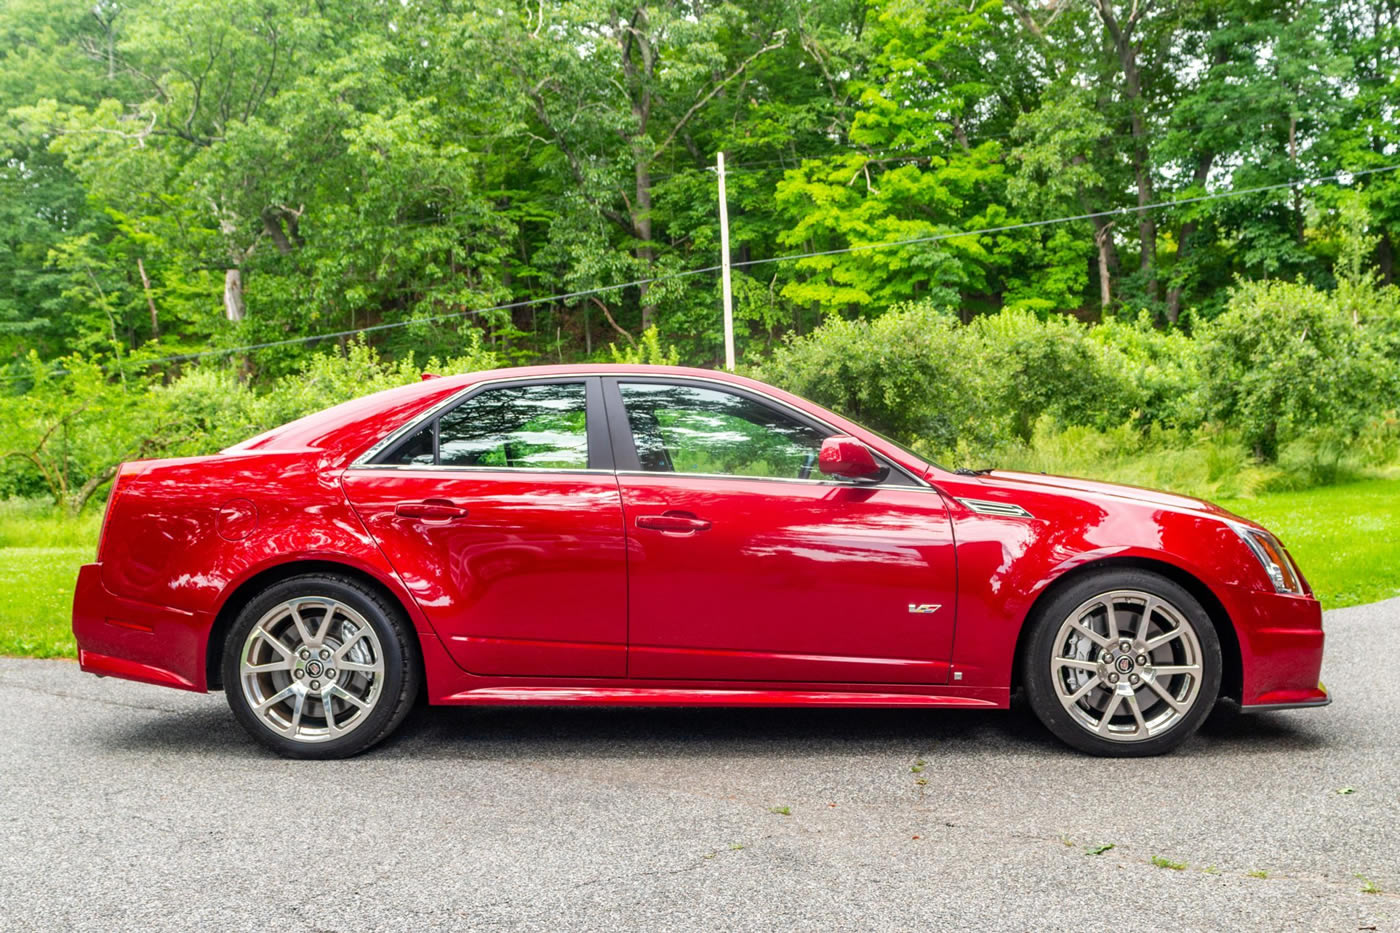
[96, 461, 144, 562]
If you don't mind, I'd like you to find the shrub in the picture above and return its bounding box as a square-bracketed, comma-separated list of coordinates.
[967, 309, 1137, 440]
[754, 301, 1000, 453]
[1198, 279, 1388, 461]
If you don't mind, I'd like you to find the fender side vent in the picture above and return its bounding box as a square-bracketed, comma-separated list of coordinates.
[956, 497, 1033, 519]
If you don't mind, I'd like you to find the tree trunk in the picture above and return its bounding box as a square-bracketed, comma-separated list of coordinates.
[224, 268, 245, 322]
[137, 257, 158, 337]
[1095, 1, 1157, 300]
[634, 158, 655, 330]
[1094, 223, 1115, 314]
[1165, 153, 1215, 323]
[262, 209, 295, 255]
[1379, 231, 1396, 285]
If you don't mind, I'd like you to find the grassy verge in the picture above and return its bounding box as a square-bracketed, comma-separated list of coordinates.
[1221, 478, 1400, 608]
[0, 479, 1396, 659]
[0, 546, 91, 657]
[0, 500, 100, 658]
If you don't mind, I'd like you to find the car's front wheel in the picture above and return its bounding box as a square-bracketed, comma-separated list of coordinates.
[222, 574, 420, 759]
[1024, 569, 1222, 756]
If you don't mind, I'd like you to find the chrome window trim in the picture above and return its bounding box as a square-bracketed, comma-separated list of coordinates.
[351, 370, 931, 488]
[345, 464, 615, 476]
[613, 468, 939, 493]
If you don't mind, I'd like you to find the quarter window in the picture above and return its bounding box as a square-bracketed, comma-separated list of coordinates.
[618, 382, 826, 479]
[383, 382, 589, 469]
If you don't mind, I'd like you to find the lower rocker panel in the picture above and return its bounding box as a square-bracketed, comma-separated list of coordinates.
[439, 686, 1003, 708]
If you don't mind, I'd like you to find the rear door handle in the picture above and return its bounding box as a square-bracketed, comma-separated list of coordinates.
[394, 499, 469, 522]
[635, 511, 711, 534]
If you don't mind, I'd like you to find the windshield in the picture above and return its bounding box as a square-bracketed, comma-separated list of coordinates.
[862, 426, 947, 474]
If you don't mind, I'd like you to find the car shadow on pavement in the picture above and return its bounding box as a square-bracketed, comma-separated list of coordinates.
[91, 693, 1330, 760]
[367, 696, 1329, 761]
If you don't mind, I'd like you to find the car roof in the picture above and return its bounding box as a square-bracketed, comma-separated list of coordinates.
[224, 364, 802, 459]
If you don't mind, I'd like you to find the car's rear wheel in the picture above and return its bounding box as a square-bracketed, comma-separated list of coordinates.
[222, 574, 420, 759]
[1024, 569, 1221, 756]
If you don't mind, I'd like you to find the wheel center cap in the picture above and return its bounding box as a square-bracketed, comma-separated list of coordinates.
[305, 660, 323, 677]
[1115, 656, 1134, 674]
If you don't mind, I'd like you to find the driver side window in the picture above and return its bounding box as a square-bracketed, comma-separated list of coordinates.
[617, 382, 826, 479]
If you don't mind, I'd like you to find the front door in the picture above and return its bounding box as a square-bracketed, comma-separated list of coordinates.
[607, 378, 957, 685]
[342, 378, 627, 678]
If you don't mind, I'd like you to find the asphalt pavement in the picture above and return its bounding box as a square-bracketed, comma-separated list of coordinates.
[1, 598, 1397, 932]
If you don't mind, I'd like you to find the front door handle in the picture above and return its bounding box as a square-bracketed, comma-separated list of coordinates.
[394, 498, 469, 522]
[635, 511, 711, 534]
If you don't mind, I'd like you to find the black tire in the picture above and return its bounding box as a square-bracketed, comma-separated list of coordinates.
[1023, 569, 1222, 757]
[222, 573, 420, 759]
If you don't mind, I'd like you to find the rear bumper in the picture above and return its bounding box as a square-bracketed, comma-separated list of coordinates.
[1225, 585, 1328, 710]
[72, 563, 212, 692]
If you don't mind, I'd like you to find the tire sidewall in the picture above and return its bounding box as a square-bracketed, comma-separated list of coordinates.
[222, 574, 417, 759]
[1024, 569, 1223, 757]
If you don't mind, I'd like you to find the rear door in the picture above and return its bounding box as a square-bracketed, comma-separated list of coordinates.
[607, 377, 958, 685]
[342, 377, 628, 678]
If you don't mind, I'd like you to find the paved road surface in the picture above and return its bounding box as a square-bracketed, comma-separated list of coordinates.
[1, 599, 1396, 932]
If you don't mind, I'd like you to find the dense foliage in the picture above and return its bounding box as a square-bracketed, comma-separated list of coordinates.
[2, 0, 1399, 508]
[3, 0, 1400, 368]
[759, 276, 1400, 494]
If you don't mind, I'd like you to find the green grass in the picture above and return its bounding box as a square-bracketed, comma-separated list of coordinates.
[1220, 478, 1400, 608]
[0, 546, 91, 657]
[0, 499, 99, 658]
[0, 478, 1396, 659]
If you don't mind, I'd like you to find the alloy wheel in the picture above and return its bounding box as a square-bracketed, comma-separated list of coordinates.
[238, 597, 386, 743]
[1049, 589, 1205, 742]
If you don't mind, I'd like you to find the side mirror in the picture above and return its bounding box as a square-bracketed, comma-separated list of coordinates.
[818, 435, 888, 483]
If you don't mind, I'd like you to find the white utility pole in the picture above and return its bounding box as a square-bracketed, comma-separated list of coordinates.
[717, 151, 736, 371]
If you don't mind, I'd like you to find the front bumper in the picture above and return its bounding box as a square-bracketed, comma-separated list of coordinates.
[72, 563, 211, 692]
[1224, 585, 1328, 710]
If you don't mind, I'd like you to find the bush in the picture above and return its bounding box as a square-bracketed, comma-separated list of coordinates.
[1198, 279, 1389, 460]
[754, 301, 999, 453]
[967, 309, 1137, 441]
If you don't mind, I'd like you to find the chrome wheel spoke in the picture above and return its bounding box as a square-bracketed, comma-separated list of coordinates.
[324, 697, 339, 736]
[243, 659, 293, 675]
[1146, 627, 1182, 652]
[253, 626, 292, 658]
[1152, 664, 1200, 677]
[1056, 657, 1098, 673]
[1103, 599, 1121, 640]
[336, 659, 382, 675]
[1096, 692, 1124, 735]
[1145, 676, 1187, 712]
[1127, 693, 1148, 734]
[254, 683, 297, 713]
[328, 684, 369, 711]
[311, 601, 338, 646]
[289, 689, 306, 733]
[1138, 598, 1157, 644]
[334, 631, 370, 662]
[1065, 676, 1101, 705]
[1069, 620, 1111, 649]
[289, 605, 315, 645]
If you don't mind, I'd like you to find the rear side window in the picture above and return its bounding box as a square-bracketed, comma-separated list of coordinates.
[381, 382, 589, 469]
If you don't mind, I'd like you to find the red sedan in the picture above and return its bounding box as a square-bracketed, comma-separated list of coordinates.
[72, 364, 1327, 758]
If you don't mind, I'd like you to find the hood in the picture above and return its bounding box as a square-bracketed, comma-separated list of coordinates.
[973, 470, 1237, 518]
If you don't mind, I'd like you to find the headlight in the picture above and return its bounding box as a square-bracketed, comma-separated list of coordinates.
[1229, 522, 1305, 595]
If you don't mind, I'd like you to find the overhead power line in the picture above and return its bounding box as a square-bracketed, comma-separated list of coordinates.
[732, 163, 1400, 272]
[6, 161, 1397, 383]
